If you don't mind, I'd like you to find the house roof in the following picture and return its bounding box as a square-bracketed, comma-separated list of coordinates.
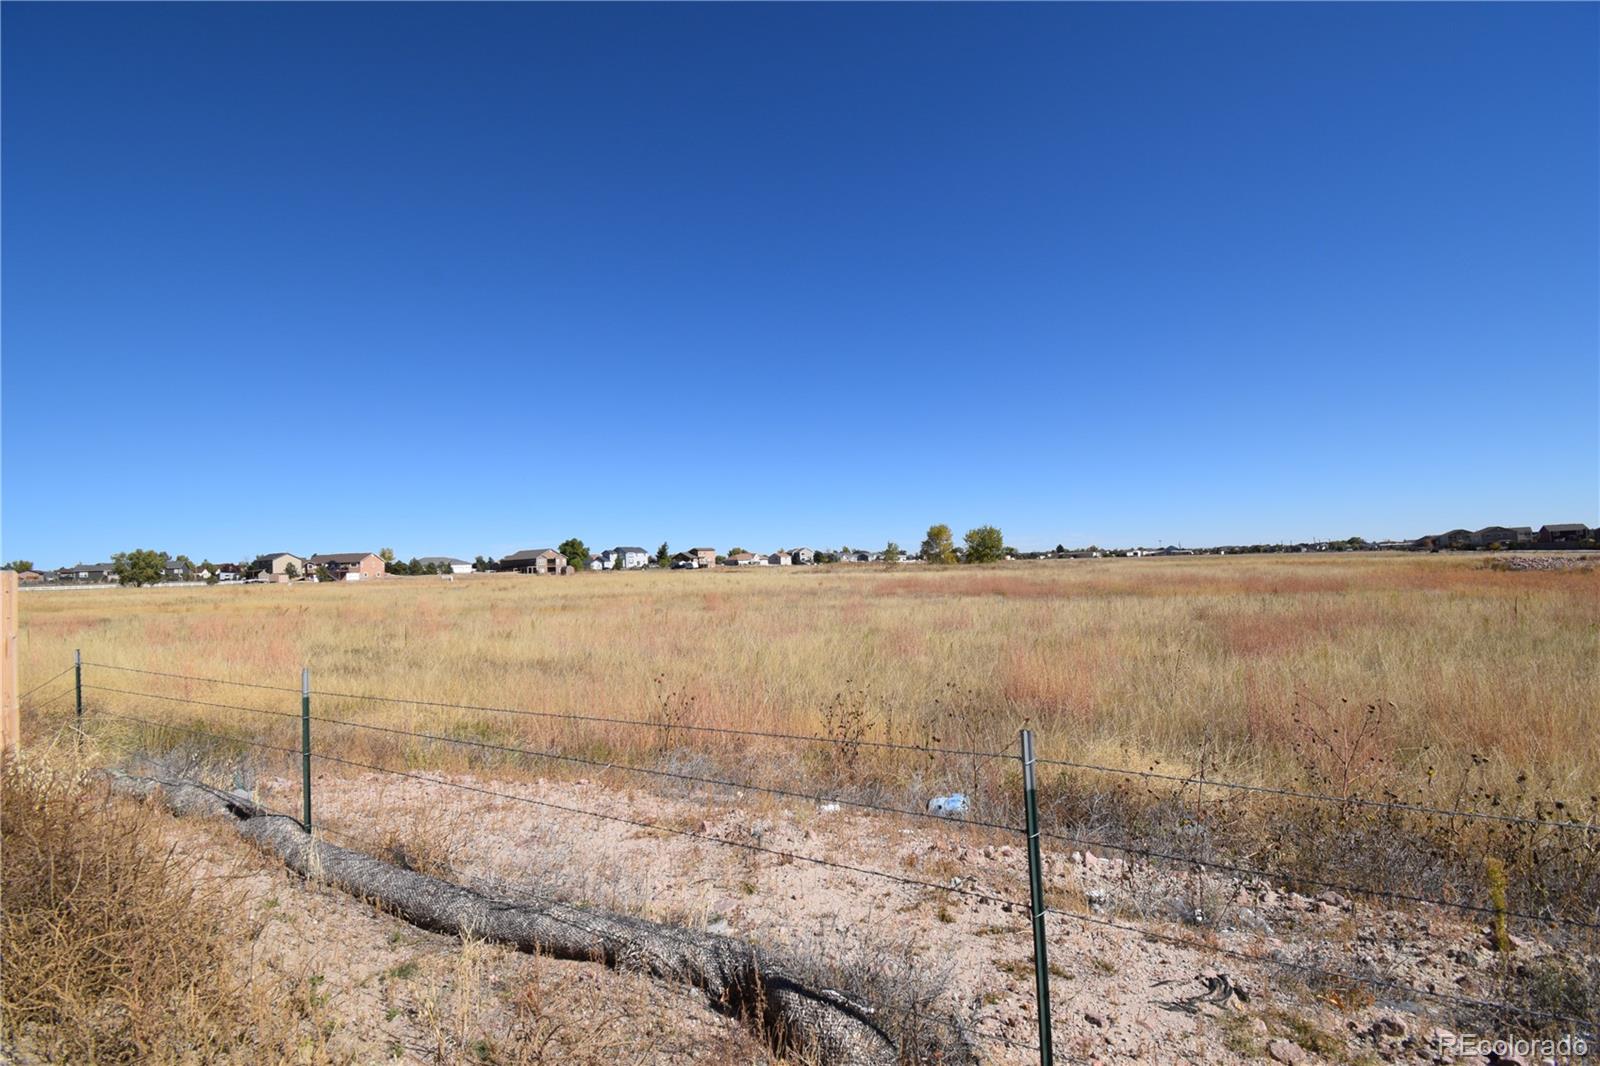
[612, 547, 648, 555]
[787, 547, 812, 553]
[1541, 523, 1589, 533]
[64, 562, 116, 573]
[502, 548, 560, 561]
[253, 552, 300, 562]
[690, 547, 716, 554]
[728, 552, 756, 560]
[415, 556, 468, 566]
[308, 553, 378, 564]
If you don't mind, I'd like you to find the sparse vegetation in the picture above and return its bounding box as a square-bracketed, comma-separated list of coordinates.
[14, 554, 1600, 924]
[0, 761, 260, 1061]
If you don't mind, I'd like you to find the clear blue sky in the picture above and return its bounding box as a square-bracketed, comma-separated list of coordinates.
[3, 3, 1596, 565]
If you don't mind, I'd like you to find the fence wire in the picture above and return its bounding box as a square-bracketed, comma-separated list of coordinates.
[1035, 754, 1596, 832]
[70, 658, 1600, 1053]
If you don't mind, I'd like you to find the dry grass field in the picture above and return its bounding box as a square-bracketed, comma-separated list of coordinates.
[8, 553, 1599, 1063]
[17, 552, 1599, 795]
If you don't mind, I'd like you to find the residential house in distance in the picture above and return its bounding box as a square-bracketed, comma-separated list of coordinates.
[690, 547, 717, 568]
[15, 570, 44, 584]
[837, 549, 873, 563]
[768, 551, 792, 566]
[725, 551, 762, 566]
[1538, 523, 1593, 544]
[58, 562, 118, 583]
[309, 552, 384, 581]
[1470, 526, 1533, 548]
[1419, 526, 1539, 550]
[587, 555, 608, 571]
[788, 547, 815, 565]
[252, 553, 303, 581]
[669, 551, 700, 569]
[416, 556, 474, 574]
[1416, 529, 1469, 550]
[498, 548, 570, 575]
[596, 547, 651, 570]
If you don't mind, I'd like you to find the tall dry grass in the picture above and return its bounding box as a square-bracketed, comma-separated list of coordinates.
[16, 554, 1597, 795]
[0, 758, 326, 1063]
[9, 555, 1598, 1051]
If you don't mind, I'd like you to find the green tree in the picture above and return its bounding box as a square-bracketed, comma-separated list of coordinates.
[612, 551, 624, 570]
[3, 561, 34, 572]
[964, 525, 1005, 564]
[558, 539, 590, 570]
[112, 549, 167, 587]
[729, 547, 746, 556]
[920, 525, 957, 565]
[657, 543, 670, 568]
[315, 565, 333, 582]
[882, 541, 902, 564]
[379, 547, 396, 564]
[284, 561, 301, 580]
[1055, 544, 1067, 556]
[472, 555, 489, 572]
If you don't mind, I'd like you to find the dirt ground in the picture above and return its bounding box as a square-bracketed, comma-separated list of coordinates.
[158, 804, 773, 1066]
[180, 767, 1584, 1066]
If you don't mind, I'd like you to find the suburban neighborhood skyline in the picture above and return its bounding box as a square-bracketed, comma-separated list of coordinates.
[11, 519, 1596, 581]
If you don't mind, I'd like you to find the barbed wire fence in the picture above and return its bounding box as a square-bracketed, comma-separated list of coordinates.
[16, 653, 1598, 1064]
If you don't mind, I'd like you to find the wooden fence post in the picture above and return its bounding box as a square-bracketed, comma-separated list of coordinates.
[1, 570, 18, 756]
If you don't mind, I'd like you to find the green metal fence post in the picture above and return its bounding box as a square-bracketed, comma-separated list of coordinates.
[301, 667, 312, 833]
[74, 649, 83, 750]
[1021, 729, 1053, 1066]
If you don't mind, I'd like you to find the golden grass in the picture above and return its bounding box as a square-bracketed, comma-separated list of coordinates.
[14, 554, 1599, 796]
[0, 761, 296, 1063]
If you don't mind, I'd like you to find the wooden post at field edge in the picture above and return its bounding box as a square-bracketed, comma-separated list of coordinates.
[1, 569, 18, 755]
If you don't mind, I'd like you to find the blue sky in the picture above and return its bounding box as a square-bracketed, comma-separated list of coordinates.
[3, 3, 1595, 565]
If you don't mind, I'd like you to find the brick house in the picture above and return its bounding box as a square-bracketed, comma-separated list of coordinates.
[308, 552, 384, 581]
